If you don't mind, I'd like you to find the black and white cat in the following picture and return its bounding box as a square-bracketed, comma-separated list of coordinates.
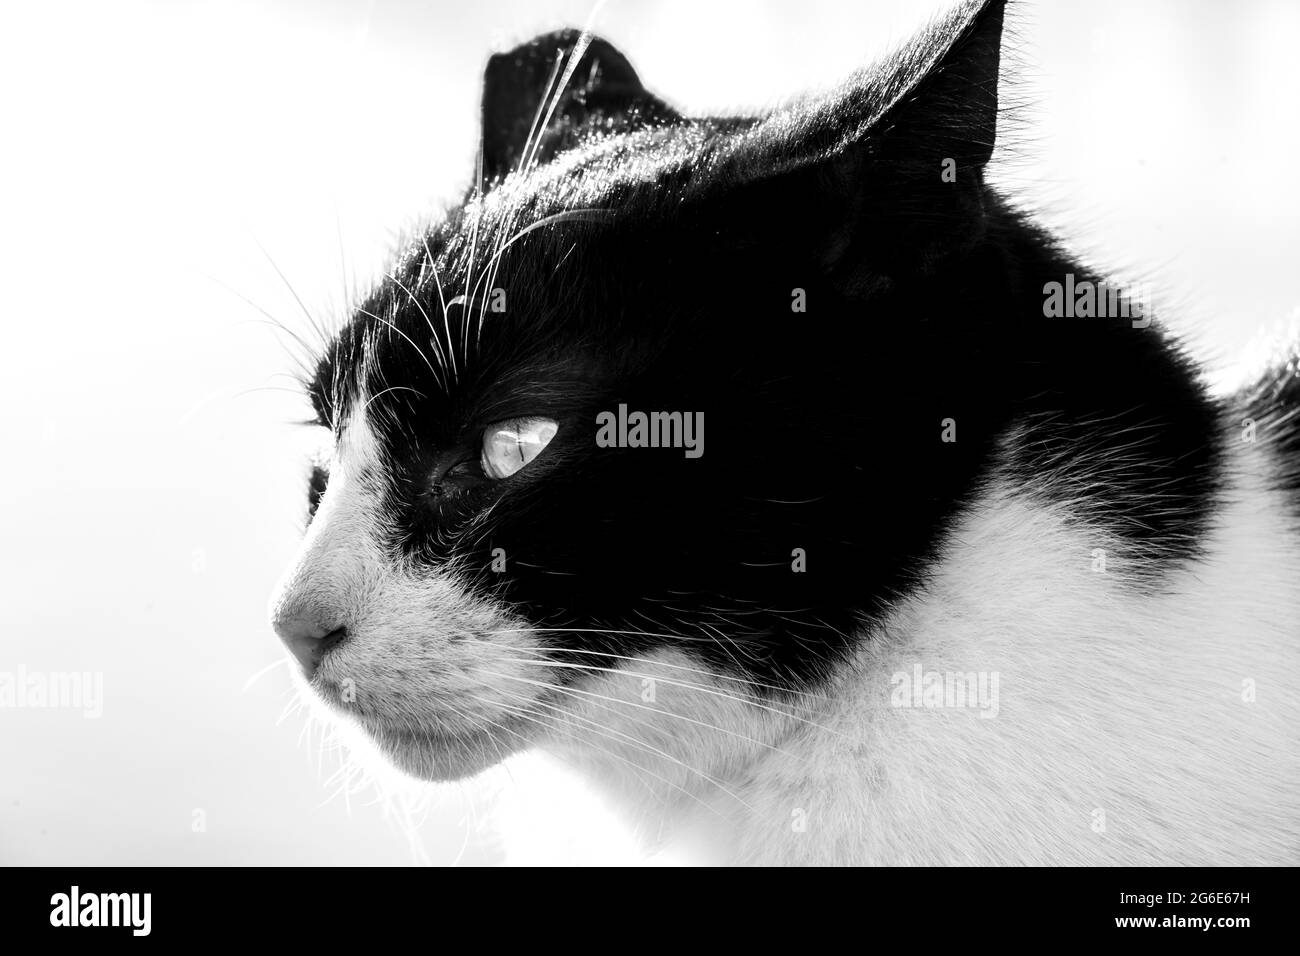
[270, 0, 1300, 865]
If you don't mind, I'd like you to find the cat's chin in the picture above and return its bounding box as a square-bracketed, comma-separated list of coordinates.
[361, 720, 524, 782]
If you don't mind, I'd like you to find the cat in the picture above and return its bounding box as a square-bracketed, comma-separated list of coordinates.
[269, 0, 1300, 865]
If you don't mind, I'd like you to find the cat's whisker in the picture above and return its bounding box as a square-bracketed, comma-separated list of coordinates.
[480, 670, 756, 810]
[480, 695, 687, 825]
[476, 690, 632, 770]
[276, 692, 307, 729]
[361, 385, 426, 416]
[420, 235, 454, 382]
[478, 681, 754, 816]
[470, 208, 615, 353]
[497, 682, 679, 753]
[478, 209, 613, 283]
[233, 384, 314, 402]
[241, 656, 292, 693]
[485, 691, 729, 821]
[693, 617, 766, 674]
[464, 31, 597, 365]
[491, 658, 852, 742]
[467, 631, 829, 699]
[437, 697, 506, 774]
[516, 46, 565, 181]
[503, 659, 799, 758]
[387, 271, 451, 385]
[215, 283, 316, 381]
[356, 307, 447, 396]
[472, 641, 821, 708]
[252, 234, 333, 354]
[335, 210, 352, 317]
[456, 199, 489, 378]
[524, 30, 593, 175]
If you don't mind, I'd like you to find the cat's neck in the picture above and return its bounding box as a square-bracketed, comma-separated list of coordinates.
[536, 428, 1300, 864]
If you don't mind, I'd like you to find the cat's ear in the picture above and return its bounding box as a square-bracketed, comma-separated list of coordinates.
[864, 0, 1005, 172]
[723, 0, 1006, 274]
[480, 29, 681, 187]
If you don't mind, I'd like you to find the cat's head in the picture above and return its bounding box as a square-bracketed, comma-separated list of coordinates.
[270, 0, 1012, 780]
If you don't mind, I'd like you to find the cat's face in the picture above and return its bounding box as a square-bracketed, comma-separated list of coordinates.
[270, 0, 1008, 780]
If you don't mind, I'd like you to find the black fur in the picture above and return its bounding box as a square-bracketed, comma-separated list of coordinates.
[306, 0, 1223, 688]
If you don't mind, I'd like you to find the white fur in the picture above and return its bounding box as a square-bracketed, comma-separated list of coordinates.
[273, 406, 1300, 864]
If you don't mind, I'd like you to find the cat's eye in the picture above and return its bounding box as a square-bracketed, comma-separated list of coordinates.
[480, 417, 558, 480]
[307, 462, 329, 520]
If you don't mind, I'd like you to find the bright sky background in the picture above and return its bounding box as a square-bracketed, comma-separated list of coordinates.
[2, 0, 1297, 865]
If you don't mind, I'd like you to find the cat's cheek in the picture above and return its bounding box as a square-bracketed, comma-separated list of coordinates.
[306, 564, 555, 779]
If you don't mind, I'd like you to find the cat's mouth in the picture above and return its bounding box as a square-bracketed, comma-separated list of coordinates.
[309, 673, 535, 781]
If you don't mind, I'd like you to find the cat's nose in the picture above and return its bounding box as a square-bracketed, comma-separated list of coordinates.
[272, 616, 347, 678]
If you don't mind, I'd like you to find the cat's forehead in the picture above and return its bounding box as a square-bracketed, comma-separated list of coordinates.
[306, 260, 616, 447]
[306, 153, 696, 434]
